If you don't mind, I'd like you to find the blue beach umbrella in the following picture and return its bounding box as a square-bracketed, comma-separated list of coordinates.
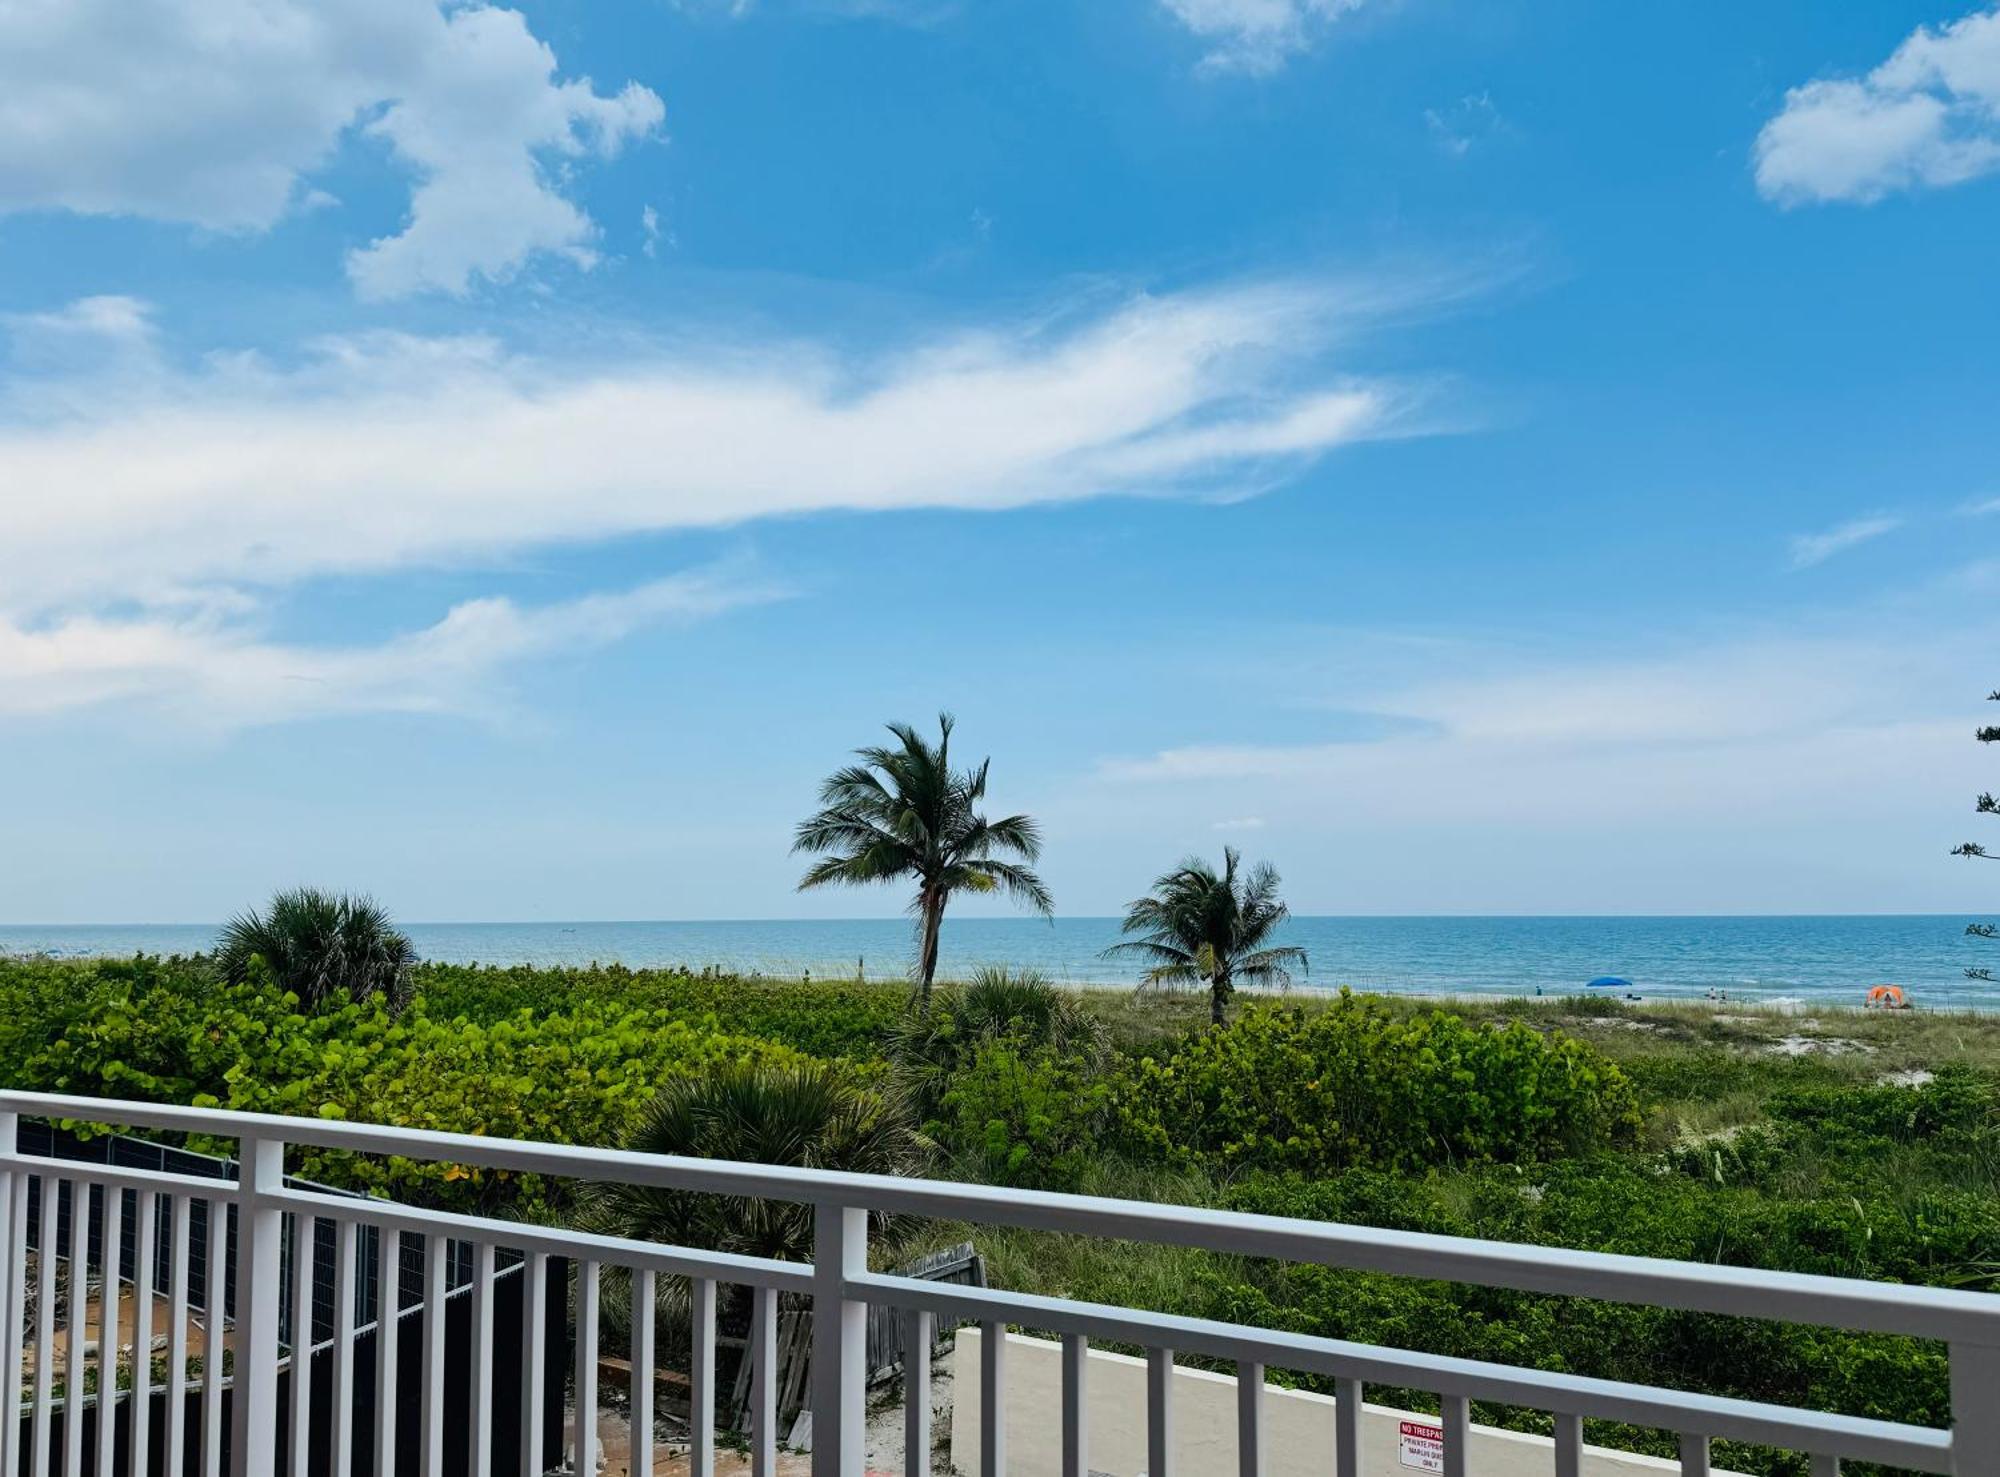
[1587, 976, 1632, 989]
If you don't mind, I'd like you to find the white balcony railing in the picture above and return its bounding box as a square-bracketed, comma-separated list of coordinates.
[1, 1088, 1995, 1477]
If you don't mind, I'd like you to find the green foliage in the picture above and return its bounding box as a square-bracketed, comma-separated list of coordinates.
[413, 962, 909, 1059]
[582, 1059, 926, 1267]
[1113, 994, 1642, 1177]
[218, 887, 416, 1011]
[889, 966, 1107, 1117]
[0, 955, 812, 1215]
[932, 1042, 1114, 1190]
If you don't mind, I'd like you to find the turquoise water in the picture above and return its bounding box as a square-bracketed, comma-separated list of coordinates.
[2, 915, 1995, 1009]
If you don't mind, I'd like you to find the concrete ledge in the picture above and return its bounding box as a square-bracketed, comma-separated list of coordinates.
[950, 1328, 1748, 1476]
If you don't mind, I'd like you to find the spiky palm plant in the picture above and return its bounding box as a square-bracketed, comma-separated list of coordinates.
[216, 887, 416, 1012]
[579, 1061, 927, 1341]
[888, 966, 1106, 1117]
[1104, 847, 1307, 1025]
[793, 713, 1052, 1012]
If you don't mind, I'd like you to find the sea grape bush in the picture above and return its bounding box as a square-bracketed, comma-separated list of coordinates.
[0, 955, 811, 1213]
[933, 1042, 1115, 1189]
[1111, 994, 1642, 1177]
[413, 961, 910, 1058]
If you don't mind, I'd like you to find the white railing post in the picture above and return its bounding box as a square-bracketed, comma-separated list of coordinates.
[231, 1136, 284, 1477]
[810, 1203, 867, 1477]
[0, 1109, 16, 1477]
[1952, 1341, 2000, 1477]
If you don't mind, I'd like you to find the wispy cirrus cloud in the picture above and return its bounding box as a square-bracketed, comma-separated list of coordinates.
[0, 567, 781, 729]
[1754, 4, 2000, 205]
[1787, 514, 1902, 568]
[0, 271, 1468, 725]
[1095, 626, 1978, 843]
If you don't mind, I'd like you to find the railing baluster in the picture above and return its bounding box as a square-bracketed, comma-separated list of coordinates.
[1147, 1347, 1174, 1477]
[375, 1228, 399, 1477]
[65, 1180, 87, 1477]
[1235, 1359, 1262, 1477]
[422, 1235, 447, 1477]
[198, 1198, 223, 1477]
[572, 1261, 598, 1477]
[164, 1196, 190, 1477]
[0, 1147, 23, 1477]
[1679, 1432, 1711, 1476]
[1060, 1333, 1087, 1477]
[0, 1112, 14, 1477]
[331, 1219, 357, 1477]
[519, 1252, 545, 1477]
[978, 1321, 1004, 1477]
[749, 1285, 776, 1477]
[132, 1190, 158, 1477]
[1810, 1455, 1840, 1477]
[1951, 1341, 2000, 1477]
[33, 1175, 56, 1477]
[1553, 1412, 1582, 1477]
[1333, 1377, 1361, 1477]
[902, 1310, 932, 1477]
[95, 1186, 118, 1477]
[1440, 1394, 1468, 1477]
[288, 1213, 315, 1477]
[687, 1278, 715, 1477]
[629, 1268, 654, 1477]
[470, 1242, 495, 1477]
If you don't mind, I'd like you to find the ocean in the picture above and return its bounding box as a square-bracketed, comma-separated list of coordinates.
[2, 914, 1995, 1010]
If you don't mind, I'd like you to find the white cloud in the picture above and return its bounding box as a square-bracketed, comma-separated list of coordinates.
[1755, 5, 2000, 204]
[1211, 816, 1267, 831]
[1096, 627, 1976, 832]
[0, 0, 662, 297]
[0, 568, 779, 728]
[0, 277, 1444, 620]
[1787, 514, 1901, 568]
[1157, 0, 1366, 75]
[0, 275, 1456, 726]
[1425, 93, 1505, 158]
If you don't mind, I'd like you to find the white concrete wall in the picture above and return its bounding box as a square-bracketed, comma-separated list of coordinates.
[949, 1328, 1746, 1477]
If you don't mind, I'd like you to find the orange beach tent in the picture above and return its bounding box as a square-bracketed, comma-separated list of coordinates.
[1865, 984, 1907, 1009]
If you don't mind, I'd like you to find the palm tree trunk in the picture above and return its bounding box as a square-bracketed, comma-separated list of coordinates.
[1210, 971, 1229, 1026]
[916, 891, 946, 1012]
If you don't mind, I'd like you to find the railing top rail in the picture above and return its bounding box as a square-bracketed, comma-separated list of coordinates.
[7, 1089, 1999, 1345]
[265, 1185, 815, 1293]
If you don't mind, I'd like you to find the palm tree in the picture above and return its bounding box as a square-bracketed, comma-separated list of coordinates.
[794, 713, 1052, 1012]
[1104, 847, 1306, 1025]
[216, 887, 417, 1012]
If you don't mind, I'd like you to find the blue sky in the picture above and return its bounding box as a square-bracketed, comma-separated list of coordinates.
[2, 0, 1999, 922]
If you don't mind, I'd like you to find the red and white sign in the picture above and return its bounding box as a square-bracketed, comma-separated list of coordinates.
[1397, 1418, 1445, 1472]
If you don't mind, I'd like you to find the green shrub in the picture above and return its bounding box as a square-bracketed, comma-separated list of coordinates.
[933, 1042, 1114, 1191]
[1114, 994, 1641, 1178]
[0, 956, 816, 1215]
[412, 962, 908, 1058]
[890, 967, 1107, 1117]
